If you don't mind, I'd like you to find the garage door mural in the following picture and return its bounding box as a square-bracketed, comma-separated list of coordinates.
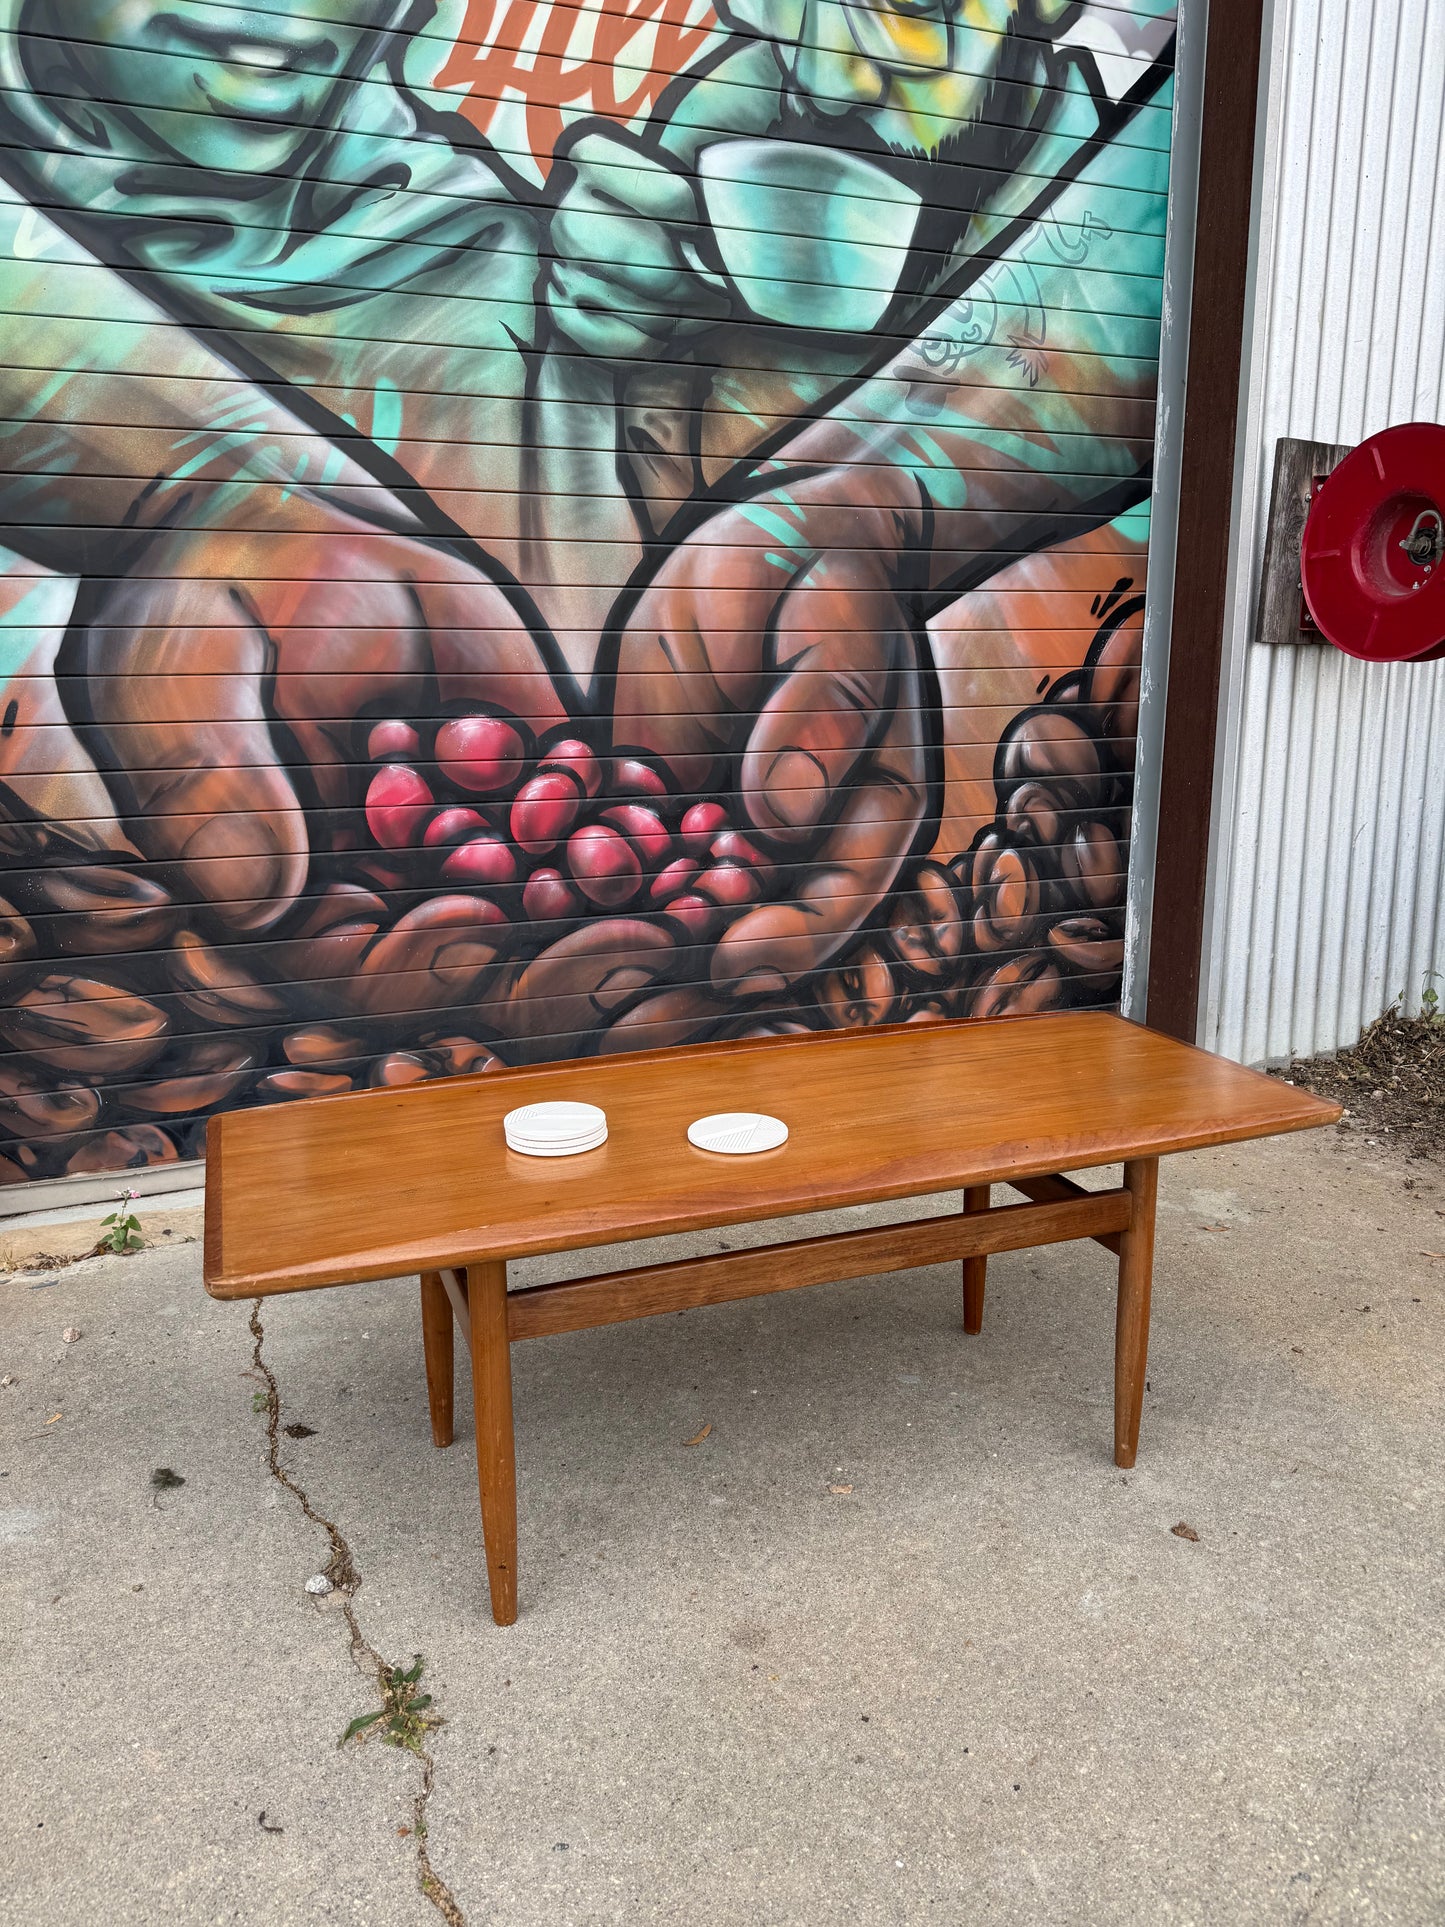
[0, 0, 1177, 1184]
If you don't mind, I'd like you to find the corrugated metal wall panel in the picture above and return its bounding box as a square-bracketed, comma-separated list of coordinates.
[1204, 0, 1445, 1064]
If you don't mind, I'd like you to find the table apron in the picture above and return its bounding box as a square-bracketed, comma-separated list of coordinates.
[501, 1184, 1133, 1342]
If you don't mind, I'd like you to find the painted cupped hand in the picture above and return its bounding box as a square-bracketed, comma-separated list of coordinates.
[65, 502, 571, 934]
[609, 474, 932, 1000]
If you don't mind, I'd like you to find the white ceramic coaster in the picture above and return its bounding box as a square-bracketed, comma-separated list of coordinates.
[504, 1101, 608, 1157]
[687, 1112, 789, 1155]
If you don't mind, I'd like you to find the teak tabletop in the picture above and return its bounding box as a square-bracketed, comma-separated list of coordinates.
[205, 1013, 1337, 1300]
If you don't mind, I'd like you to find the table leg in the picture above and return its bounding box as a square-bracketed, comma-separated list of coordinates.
[962, 1184, 991, 1334]
[1114, 1158, 1160, 1469]
[419, 1271, 453, 1448]
[466, 1259, 518, 1626]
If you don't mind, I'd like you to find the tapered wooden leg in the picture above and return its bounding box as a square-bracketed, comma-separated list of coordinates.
[1114, 1158, 1159, 1469]
[961, 1184, 990, 1334]
[419, 1271, 454, 1448]
[466, 1260, 518, 1625]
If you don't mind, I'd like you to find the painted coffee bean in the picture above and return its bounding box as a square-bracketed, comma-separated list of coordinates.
[1001, 780, 1065, 851]
[418, 1035, 502, 1077]
[566, 824, 642, 909]
[368, 1051, 436, 1088]
[276, 886, 387, 989]
[421, 806, 488, 848]
[257, 1069, 355, 1100]
[440, 835, 519, 888]
[680, 802, 729, 854]
[1060, 822, 1124, 910]
[1047, 916, 1125, 975]
[64, 1124, 179, 1175]
[538, 739, 602, 798]
[522, 868, 581, 923]
[0, 974, 169, 1076]
[169, 931, 288, 1021]
[996, 712, 1101, 813]
[967, 836, 1040, 952]
[885, 861, 964, 978]
[125, 1038, 257, 1116]
[970, 953, 1065, 1019]
[366, 718, 421, 762]
[1089, 624, 1142, 746]
[597, 985, 723, 1053]
[365, 764, 434, 850]
[818, 942, 896, 1029]
[30, 866, 176, 952]
[434, 713, 527, 794]
[510, 769, 584, 855]
[281, 1024, 358, 1067]
[346, 895, 509, 1017]
[0, 1064, 100, 1139]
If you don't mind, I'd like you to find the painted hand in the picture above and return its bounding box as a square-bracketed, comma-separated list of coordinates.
[610, 474, 931, 1000]
[66, 502, 570, 933]
[546, 127, 735, 359]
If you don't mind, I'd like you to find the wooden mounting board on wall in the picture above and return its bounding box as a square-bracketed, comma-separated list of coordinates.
[1255, 436, 1352, 646]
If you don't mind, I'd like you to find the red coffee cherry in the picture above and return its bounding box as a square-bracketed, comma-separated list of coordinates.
[600, 803, 672, 869]
[366, 718, 421, 762]
[612, 758, 669, 799]
[708, 828, 771, 872]
[539, 739, 602, 798]
[421, 806, 487, 848]
[510, 770, 584, 855]
[522, 868, 581, 922]
[651, 856, 700, 902]
[694, 862, 762, 907]
[440, 836, 519, 887]
[365, 764, 434, 849]
[566, 824, 642, 908]
[435, 713, 526, 794]
[680, 802, 729, 854]
[663, 894, 721, 941]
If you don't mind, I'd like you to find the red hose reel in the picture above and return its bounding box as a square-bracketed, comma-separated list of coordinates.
[1300, 422, 1445, 662]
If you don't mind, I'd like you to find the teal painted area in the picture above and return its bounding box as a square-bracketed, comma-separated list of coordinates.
[0, 571, 78, 690]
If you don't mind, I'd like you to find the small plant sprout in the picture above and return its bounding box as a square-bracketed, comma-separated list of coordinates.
[341, 1654, 440, 1755]
[99, 1188, 144, 1255]
[1422, 971, 1441, 1020]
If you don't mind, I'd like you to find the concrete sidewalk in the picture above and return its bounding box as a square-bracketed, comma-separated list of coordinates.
[3, 1126, 1443, 1926]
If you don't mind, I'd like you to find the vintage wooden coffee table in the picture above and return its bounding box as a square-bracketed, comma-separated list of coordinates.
[204, 1012, 1339, 1623]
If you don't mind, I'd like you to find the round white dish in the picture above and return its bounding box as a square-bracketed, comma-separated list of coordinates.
[686, 1112, 789, 1155]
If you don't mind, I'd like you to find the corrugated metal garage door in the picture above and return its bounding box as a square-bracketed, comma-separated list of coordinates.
[0, 0, 1180, 1185]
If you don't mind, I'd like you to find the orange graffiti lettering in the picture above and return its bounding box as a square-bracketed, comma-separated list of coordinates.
[437, 0, 717, 173]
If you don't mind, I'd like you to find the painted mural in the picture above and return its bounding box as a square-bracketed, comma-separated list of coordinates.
[0, 0, 1176, 1183]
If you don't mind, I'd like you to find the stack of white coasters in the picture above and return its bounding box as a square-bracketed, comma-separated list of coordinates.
[503, 1101, 608, 1157]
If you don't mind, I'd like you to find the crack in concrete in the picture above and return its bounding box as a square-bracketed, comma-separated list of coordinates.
[248, 1300, 466, 1926]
